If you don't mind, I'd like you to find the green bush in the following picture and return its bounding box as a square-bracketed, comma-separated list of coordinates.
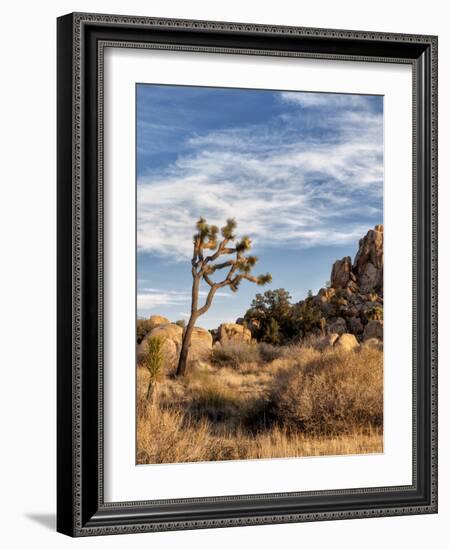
[258, 342, 285, 363]
[261, 318, 281, 345]
[290, 294, 325, 339]
[244, 288, 292, 343]
[244, 288, 329, 343]
[143, 336, 165, 401]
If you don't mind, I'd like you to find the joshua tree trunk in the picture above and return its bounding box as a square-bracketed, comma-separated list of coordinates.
[176, 315, 197, 376]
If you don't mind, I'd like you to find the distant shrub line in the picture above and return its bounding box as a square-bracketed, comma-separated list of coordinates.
[243, 288, 325, 345]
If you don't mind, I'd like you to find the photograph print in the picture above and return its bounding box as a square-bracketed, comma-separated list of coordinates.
[135, 84, 384, 465]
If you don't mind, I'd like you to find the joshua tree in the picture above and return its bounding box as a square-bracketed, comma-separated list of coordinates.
[176, 217, 272, 376]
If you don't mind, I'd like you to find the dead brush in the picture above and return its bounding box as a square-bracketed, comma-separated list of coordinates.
[269, 346, 383, 435]
[210, 342, 260, 368]
[187, 373, 241, 423]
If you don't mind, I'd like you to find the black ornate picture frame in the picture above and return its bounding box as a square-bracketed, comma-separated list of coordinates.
[57, 12, 438, 537]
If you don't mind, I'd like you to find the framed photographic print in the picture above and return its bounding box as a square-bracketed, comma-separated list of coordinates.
[57, 12, 438, 536]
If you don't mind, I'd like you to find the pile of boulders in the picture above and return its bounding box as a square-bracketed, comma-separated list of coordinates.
[137, 317, 254, 370]
[313, 331, 382, 353]
[137, 316, 212, 370]
[304, 225, 384, 345]
[215, 323, 252, 346]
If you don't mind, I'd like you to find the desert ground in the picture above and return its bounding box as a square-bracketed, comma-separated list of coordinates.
[137, 338, 383, 464]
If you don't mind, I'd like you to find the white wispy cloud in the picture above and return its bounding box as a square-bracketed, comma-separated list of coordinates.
[137, 91, 383, 260]
[279, 91, 375, 109]
[137, 287, 231, 311]
[137, 290, 189, 309]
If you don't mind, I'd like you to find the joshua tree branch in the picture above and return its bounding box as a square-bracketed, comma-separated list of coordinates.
[196, 285, 219, 317]
[198, 244, 204, 262]
[208, 259, 237, 272]
[205, 239, 236, 262]
[203, 273, 215, 287]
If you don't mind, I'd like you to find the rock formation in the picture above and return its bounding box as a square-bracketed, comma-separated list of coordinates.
[137, 322, 212, 369]
[217, 323, 252, 345]
[147, 314, 170, 328]
[188, 327, 213, 360]
[331, 225, 383, 295]
[353, 225, 383, 293]
[363, 319, 383, 340]
[309, 225, 383, 342]
[330, 256, 353, 289]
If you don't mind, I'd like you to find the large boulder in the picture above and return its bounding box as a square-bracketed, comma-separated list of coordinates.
[315, 287, 336, 305]
[137, 323, 183, 367]
[218, 323, 252, 345]
[334, 333, 360, 352]
[188, 326, 213, 360]
[363, 320, 383, 341]
[137, 322, 213, 368]
[330, 256, 352, 289]
[137, 332, 179, 372]
[147, 323, 183, 345]
[147, 314, 170, 328]
[353, 224, 383, 293]
[136, 314, 171, 343]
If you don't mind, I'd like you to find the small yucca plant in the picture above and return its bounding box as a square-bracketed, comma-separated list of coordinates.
[144, 336, 165, 401]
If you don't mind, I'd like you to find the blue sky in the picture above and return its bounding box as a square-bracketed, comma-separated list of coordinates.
[136, 84, 383, 329]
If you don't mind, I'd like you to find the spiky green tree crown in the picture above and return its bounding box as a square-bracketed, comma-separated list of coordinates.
[194, 217, 219, 250]
[221, 217, 237, 240]
[191, 216, 271, 303]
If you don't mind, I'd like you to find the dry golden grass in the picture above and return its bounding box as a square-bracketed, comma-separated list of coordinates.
[136, 342, 383, 465]
[137, 402, 382, 464]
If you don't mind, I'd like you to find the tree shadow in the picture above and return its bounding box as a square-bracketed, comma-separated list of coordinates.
[25, 513, 56, 531]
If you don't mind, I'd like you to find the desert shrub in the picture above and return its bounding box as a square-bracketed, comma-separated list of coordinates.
[274, 341, 320, 363]
[175, 319, 186, 328]
[245, 288, 327, 343]
[190, 386, 238, 419]
[269, 347, 383, 435]
[143, 336, 165, 401]
[188, 377, 240, 422]
[258, 342, 285, 363]
[244, 288, 293, 343]
[261, 318, 281, 344]
[210, 342, 260, 368]
[289, 293, 325, 339]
